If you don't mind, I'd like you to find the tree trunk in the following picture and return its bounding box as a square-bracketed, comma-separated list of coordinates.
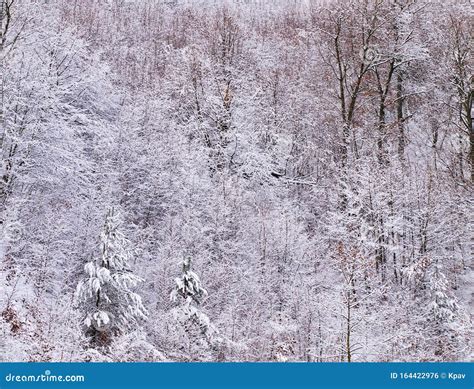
[397, 72, 405, 160]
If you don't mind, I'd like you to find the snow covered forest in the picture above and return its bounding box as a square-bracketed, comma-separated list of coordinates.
[0, 0, 472, 362]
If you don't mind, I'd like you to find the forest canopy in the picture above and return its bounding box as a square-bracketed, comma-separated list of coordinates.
[0, 0, 472, 362]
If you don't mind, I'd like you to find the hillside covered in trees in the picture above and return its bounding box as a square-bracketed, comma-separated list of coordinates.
[0, 0, 472, 362]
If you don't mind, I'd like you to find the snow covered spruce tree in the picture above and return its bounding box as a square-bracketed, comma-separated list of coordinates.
[76, 208, 147, 346]
[170, 258, 222, 360]
[423, 264, 468, 360]
[171, 258, 208, 306]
